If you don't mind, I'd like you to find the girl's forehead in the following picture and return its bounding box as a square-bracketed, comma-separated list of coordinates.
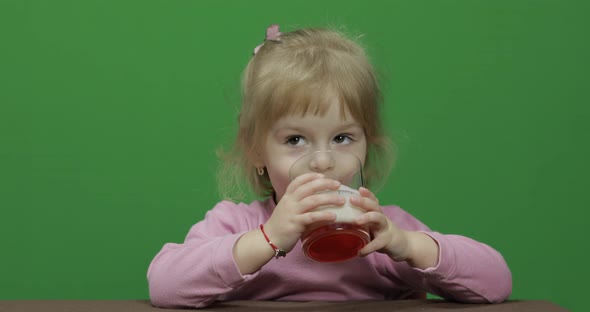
[267, 84, 356, 118]
[270, 107, 359, 130]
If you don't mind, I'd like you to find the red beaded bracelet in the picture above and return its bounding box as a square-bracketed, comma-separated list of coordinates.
[259, 224, 287, 259]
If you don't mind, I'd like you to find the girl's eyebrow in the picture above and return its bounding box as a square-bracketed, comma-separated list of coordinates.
[332, 123, 364, 133]
[273, 122, 363, 132]
[338, 122, 363, 130]
[272, 125, 307, 133]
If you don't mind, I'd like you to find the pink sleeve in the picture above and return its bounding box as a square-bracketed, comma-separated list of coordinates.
[147, 201, 258, 308]
[382, 206, 512, 303]
[400, 232, 512, 303]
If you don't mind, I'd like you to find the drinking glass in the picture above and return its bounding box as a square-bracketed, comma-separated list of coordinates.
[289, 150, 370, 262]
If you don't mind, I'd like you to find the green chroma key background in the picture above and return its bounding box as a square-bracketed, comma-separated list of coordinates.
[0, 1, 588, 311]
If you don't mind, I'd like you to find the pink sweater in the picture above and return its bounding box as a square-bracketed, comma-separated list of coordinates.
[147, 198, 512, 308]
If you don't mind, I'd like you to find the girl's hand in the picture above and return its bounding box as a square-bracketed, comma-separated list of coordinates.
[350, 187, 412, 261]
[351, 187, 440, 268]
[263, 173, 345, 253]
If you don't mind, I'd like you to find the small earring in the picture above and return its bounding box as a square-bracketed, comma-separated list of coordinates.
[257, 166, 265, 176]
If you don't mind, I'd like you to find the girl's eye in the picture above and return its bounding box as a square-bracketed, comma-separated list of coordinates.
[333, 134, 354, 144]
[285, 135, 306, 146]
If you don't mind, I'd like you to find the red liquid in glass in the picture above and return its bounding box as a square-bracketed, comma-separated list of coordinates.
[301, 222, 370, 262]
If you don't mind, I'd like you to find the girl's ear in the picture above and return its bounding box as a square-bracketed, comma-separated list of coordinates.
[252, 151, 265, 168]
[255, 163, 265, 176]
[254, 161, 266, 171]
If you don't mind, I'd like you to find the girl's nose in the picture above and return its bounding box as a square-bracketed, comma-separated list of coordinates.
[309, 151, 335, 173]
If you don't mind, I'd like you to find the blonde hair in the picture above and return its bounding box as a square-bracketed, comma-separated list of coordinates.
[217, 27, 394, 201]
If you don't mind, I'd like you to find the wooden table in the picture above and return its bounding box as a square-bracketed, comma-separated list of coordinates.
[0, 299, 569, 311]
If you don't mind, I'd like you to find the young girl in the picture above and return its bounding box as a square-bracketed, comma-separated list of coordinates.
[147, 25, 512, 308]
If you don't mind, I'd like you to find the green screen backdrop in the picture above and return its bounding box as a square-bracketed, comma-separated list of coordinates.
[1, 1, 588, 311]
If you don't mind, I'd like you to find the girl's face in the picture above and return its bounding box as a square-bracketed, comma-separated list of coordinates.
[260, 99, 367, 202]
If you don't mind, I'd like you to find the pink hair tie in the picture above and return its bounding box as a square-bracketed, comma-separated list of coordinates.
[253, 24, 282, 55]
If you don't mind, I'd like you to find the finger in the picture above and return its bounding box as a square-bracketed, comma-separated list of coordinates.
[359, 187, 378, 203]
[350, 195, 382, 213]
[286, 172, 325, 195]
[355, 211, 389, 228]
[297, 210, 338, 226]
[298, 192, 346, 213]
[293, 177, 341, 200]
[358, 238, 387, 257]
